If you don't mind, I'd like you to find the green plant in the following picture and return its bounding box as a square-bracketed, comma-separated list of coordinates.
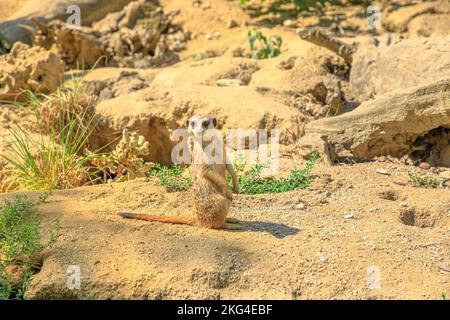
[149, 163, 192, 192]
[226, 151, 246, 188]
[1, 76, 100, 192]
[39, 77, 98, 143]
[1, 110, 98, 191]
[0, 196, 59, 299]
[233, 151, 246, 174]
[248, 29, 282, 59]
[237, 152, 317, 194]
[91, 129, 154, 183]
[408, 171, 441, 189]
[442, 292, 448, 300]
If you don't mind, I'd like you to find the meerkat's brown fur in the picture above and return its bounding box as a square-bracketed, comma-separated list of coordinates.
[118, 115, 241, 230]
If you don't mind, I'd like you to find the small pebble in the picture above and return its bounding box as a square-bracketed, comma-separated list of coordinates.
[283, 19, 297, 28]
[419, 162, 430, 170]
[376, 169, 391, 176]
[227, 19, 239, 28]
[216, 79, 242, 87]
[296, 203, 306, 210]
[344, 213, 354, 219]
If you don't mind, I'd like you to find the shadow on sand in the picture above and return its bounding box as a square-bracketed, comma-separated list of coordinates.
[231, 220, 300, 239]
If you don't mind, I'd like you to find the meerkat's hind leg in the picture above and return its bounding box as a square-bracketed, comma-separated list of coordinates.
[226, 217, 240, 224]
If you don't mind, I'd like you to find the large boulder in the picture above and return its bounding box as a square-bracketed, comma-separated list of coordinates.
[0, 0, 135, 46]
[32, 0, 188, 69]
[300, 78, 450, 165]
[350, 36, 450, 102]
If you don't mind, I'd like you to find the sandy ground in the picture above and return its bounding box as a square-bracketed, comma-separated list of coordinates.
[0, 0, 27, 21]
[1, 161, 447, 299]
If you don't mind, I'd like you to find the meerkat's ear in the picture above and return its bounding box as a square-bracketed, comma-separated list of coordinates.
[212, 118, 218, 127]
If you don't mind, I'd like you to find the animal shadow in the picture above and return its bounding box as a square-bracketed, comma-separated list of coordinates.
[234, 220, 299, 239]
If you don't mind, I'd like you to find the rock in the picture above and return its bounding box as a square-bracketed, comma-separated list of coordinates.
[419, 162, 431, 170]
[205, 32, 221, 40]
[436, 145, 450, 167]
[32, 1, 184, 69]
[296, 133, 336, 165]
[83, 68, 149, 102]
[83, 55, 309, 163]
[34, 20, 105, 68]
[216, 79, 242, 87]
[376, 169, 391, 176]
[81, 36, 359, 164]
[350, 37, 450, 102]
[301, 79, 450, 162]
[296, 203, 306, 210]
[227, 19, 239, 29]
[439, 170, 450, 180]
[0, 42, 65, 101]
[407, 13, 450, 38]
[283, 19, 297, 28]
[250, 45, 348, 117]
[0, 0, 136, 46]
[344, 213, 354, 219]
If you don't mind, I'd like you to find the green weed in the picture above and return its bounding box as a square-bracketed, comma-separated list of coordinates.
[0, 195, 59, 299]
[149, 163, 192, 192]
[248, 29, 282, 59]
[237, 152, 317, 194]
[408, 171, 441, 189]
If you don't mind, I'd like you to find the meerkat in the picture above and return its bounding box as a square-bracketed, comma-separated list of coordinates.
[118, 115, 241, 230]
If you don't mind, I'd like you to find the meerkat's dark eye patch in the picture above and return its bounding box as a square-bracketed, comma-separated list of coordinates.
[190, 121, 195, 128]
[202, 120, 209, 128]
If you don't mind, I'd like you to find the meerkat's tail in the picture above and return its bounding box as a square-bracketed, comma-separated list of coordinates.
[118, 212, 198, 226]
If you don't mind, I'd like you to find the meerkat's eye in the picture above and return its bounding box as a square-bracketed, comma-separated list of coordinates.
[202, 121, 209, 129]
[190, 121, 195, 128]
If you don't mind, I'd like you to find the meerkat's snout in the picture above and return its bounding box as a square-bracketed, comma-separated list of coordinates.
[187, 115, 218, 141]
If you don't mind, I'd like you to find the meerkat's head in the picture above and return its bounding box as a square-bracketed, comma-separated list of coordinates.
[186, 115, 218, 141]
